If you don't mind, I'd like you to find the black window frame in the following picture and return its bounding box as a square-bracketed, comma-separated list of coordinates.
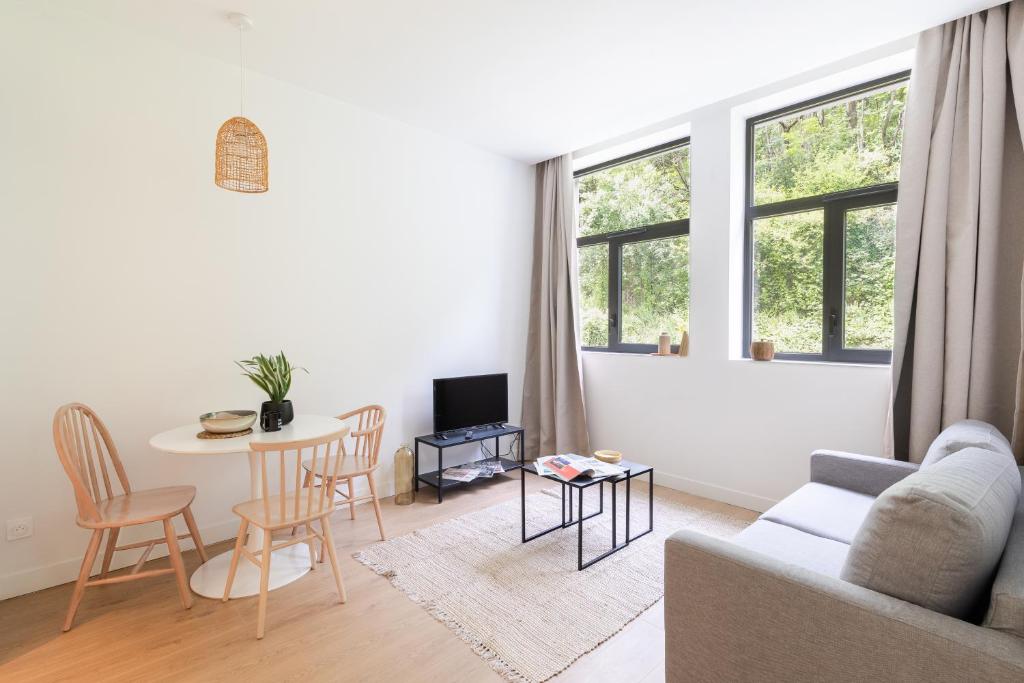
[575, 137, 691, 354]
[743, 72, 909, 364]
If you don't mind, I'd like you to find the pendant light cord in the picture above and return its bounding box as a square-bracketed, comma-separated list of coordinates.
[238, 23, 245, 117]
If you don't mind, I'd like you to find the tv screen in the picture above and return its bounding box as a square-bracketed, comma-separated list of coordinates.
[433, 373, 508, 433]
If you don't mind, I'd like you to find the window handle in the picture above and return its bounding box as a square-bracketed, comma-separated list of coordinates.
[829, 309, 838, 338]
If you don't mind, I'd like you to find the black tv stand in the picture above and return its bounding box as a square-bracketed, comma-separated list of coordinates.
[434, 423, 507, 441]
[414, 425, 524, 503]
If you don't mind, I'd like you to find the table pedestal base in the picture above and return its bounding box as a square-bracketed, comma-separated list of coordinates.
[189, 544, 313, 599]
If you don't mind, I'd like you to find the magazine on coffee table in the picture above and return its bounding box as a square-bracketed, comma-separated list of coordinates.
[536, 454, 624, 482]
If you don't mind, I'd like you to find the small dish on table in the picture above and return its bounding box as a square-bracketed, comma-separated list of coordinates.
[594, 449, 622, 464]
[199, 410, 257, 434]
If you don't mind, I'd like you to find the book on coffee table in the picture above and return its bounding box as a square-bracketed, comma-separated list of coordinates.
[536, 454, 624, 482]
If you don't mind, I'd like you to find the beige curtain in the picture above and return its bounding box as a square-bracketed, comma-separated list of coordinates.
[521, 154, 591, 460]
[888, 0, 1024, 463]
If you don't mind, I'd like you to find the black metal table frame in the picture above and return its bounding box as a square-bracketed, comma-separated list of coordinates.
[414, 426, 525, 503]
[521, 464, 654, 570]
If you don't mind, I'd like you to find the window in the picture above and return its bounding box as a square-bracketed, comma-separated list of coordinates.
[576, 139, 690, 353]
[744, 73, 908, 363]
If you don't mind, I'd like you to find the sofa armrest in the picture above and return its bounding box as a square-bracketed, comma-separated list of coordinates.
[810, 449, 919, 496]
[664, 530, 1024, 682]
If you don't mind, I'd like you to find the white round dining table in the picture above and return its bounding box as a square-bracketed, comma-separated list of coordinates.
[149, 414, 343, 599]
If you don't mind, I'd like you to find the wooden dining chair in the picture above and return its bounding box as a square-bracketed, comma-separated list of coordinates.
[298, 405, 387, 547]
[52, 403, 208, 631]
[222, 426, 351, 639]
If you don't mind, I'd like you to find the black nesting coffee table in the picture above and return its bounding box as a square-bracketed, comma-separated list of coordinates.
[520, 459, 654, 570]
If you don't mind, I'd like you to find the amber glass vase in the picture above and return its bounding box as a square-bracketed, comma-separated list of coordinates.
[394, 444, 415, 505]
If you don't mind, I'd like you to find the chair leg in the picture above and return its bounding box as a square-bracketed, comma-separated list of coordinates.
[182, 507, 209, 564]
[256, 531, 272, 639]
[99, 527, 119, 579]
[163, 518, 193, 610]
[320, 515, 347, 604]
[347, 478, 356, 520]
[222, 519, 248, 602]
[318, 477, 337, 564]
[304, 523, 317, 570]
[63, 529, 103, 632]
[291, 470, 313, 537]
[367, 471, 386, 541]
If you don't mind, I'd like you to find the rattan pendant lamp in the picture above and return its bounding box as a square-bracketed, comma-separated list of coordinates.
[215, 12, 268, 193]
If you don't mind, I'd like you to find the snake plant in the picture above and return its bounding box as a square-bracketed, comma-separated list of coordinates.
[236, 351, 306, 403]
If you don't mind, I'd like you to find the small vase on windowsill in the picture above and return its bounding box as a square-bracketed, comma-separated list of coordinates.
[750, 340, 775, 361]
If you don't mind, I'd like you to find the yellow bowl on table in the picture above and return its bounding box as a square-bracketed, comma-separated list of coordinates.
[594, 449, 622, 464]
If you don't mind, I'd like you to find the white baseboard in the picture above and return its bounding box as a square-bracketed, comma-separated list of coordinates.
[0, 479, 399, 602]
[0, 518, 241, 602]
[654, 471, 777, 513]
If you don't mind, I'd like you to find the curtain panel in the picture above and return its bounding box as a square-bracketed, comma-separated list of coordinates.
[521, 154, 591, 460]
[888, 0, 1024, 463]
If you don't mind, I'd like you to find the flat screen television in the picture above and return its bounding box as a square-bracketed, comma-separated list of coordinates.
[433, 373, 508, 434]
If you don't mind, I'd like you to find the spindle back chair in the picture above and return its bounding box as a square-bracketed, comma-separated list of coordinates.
[53, 403, 207, 631]
[298, 405, 387, 544]
[222, 426, 350, 639]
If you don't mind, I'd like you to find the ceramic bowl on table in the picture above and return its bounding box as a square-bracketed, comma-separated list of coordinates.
[594, 449, 623, 464]
[199, 410, 257, 434]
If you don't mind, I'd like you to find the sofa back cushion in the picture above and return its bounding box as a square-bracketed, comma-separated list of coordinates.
[922, 419, 1013, 467]
[841, 448, 1021, 619]
[984, 466, 1024, 636]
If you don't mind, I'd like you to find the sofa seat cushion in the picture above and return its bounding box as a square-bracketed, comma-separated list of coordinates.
[984, 466, 1024, 637]
[922, 419, 1013, 467]
[842, 448, 1021, 619]
[733, 520, 849, 577]
[760, 483, 875, 544]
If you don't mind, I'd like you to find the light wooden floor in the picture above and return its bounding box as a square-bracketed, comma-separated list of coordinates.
[0, 474, 756, 682]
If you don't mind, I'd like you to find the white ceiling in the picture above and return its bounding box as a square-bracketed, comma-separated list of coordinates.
[61, 0, 998, 164]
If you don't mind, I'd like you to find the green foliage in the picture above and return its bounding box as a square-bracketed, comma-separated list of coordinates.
[751, 84, 905, 353]
[752, 212, 823, 353]
[575, 82, 905, 353]
[843, 205, 896, 349]
[579, 244, 609, 346]
[752, 86, 906, 205]
[577, 145, 691, 347]
[236, 351, 307, 403]
[577, 146, 690, 237]
[620, 236, 689, 344]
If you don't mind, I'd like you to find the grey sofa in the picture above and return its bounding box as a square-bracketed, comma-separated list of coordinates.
[665, 420, 1024, 682]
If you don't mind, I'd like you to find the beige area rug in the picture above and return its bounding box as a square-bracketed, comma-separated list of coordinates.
[354, 486, 751, 682]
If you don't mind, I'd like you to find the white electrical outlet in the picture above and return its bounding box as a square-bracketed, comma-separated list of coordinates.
[6, 516, 33, 541]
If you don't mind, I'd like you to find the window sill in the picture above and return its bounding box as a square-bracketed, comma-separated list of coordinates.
[582, 349, 687, 358]
[732, 357, 890, 369]
[581, 350, 889, 368]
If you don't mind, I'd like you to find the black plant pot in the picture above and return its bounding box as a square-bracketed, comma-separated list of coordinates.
[261, 400, 294, 427]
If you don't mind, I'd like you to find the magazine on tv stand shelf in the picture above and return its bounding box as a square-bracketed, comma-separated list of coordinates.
[441, 467, 479, 483]
[441, 459, 506, 483]
[535, 454, 624, 481]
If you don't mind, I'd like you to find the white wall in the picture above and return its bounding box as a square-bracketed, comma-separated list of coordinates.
[581, 45, 914, 512]
[0, 5, 534, 599]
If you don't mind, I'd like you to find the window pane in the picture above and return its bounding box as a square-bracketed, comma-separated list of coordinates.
[577, 144, 690, 237]
[578, 243, 609, 347]
[752, 83, 907, 205]
[844, 204, 896, 349]
[752, 210, 823, 354]
[620, 236, 689, 345]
